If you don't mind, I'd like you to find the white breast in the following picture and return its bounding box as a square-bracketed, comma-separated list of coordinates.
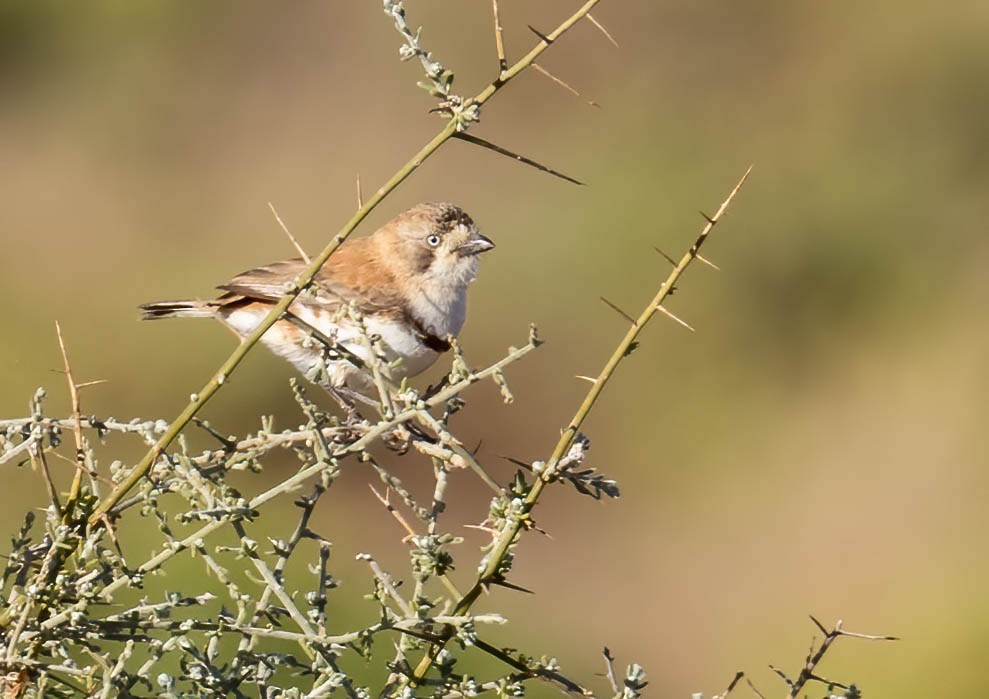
[408, 281, 469, 341]
[293, 303, 440, 382]
[222, 302, 440, 390]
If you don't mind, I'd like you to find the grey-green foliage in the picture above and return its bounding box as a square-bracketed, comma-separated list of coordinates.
[0, 2, 893, 696]
[0, 325, 635, 697]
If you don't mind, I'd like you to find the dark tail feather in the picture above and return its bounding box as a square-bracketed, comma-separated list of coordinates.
[139, 300, 213, 320]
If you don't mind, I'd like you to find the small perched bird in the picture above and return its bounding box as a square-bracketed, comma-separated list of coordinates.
[139, 202, 494, 404]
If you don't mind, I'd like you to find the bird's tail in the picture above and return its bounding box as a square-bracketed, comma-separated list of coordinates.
[139, 300, 214, 320]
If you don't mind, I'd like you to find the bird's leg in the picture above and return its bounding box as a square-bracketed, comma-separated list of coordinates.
[382, 419, 435, 454]
[324, 385, 368, 426]
[422, 374, 452, 400]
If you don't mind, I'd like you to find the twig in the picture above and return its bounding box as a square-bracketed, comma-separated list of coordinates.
[55, 321, 99, 517]
[782, 617, 897, 699]
[230, 521, 317, 638]
[245, 485, 328, 652]
[39, 334, 541, 636]
[357, 553, 414, 618]
[370, 485, 417, 542]
[716, 671, 745, 698]
[30, 443, 61, 515]
[414, 410, 501, 493]
[0, 437, 35, 466]
[370, 484, 462, 599]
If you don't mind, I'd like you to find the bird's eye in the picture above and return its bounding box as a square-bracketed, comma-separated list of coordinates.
[426, 234, 441, 248]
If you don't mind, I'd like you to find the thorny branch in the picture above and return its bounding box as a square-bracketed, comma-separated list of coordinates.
[0, 3, 888, 698]
[88, 0, 606, 526]
[404, 167, 752, 688]
[777, 617, 897, 699]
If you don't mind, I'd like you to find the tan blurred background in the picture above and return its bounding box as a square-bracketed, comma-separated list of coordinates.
[2, 1, 988, 695]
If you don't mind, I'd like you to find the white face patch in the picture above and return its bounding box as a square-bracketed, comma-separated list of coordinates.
[431, 246, 480, 287]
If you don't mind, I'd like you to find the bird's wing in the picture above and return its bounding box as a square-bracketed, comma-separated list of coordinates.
[216, 256, 406, 320]
[217, 258, 308, 301]
[217, 252, 451, 353]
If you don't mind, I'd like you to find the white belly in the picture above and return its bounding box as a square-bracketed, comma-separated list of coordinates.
[221, 303, 439, 389]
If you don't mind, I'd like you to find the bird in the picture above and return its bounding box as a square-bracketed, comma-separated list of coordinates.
[139, 202, 494, 407]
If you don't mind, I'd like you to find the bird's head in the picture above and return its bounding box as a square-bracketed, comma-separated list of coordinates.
[379, 202, 495, 291]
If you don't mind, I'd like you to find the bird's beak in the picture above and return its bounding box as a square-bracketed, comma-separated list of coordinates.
[457, 233, 495, 257]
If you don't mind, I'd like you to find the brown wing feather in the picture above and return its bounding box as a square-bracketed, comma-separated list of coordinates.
[218, 258, 308, 300]
[215, 239, 406, 320]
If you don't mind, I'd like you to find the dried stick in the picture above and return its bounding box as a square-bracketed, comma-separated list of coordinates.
[55, 321, 101, 518]
[780, 617, 897, 699]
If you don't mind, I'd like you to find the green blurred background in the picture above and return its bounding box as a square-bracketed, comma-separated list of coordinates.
[2, 0, 988, 694]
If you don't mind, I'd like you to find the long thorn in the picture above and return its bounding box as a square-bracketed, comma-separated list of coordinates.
[836, 628, 900, 641]
[768, 665, 792, 687]
[656, 304, 695, 332]
[55, 321, 86, 516]
[717, 671, 745, 698]
[75, 379, 109, 390]
[808, 614, 829, 635]
[453, 132, 583, 185]
[268, 202, 310, 263]
[370, 485, 417, 540]
[599, 296, 636, 324]
[531, 63, 600, 107]
[31, 443, 61, 515]
[586, 13, 619, 47]
[745, 677, 767, 699]
[527, 25, 553, 43]
[654, 246, 677, 266]
[492, 0, 507, 74]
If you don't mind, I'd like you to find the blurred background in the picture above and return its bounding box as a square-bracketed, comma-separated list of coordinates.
[2, 0, 988, 694]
